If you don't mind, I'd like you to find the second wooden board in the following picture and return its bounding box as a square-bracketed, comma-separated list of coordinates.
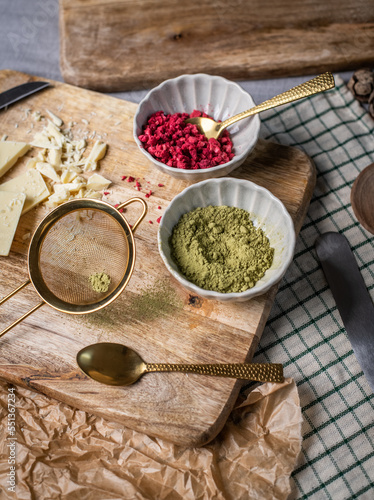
[59, 0, 374, 91]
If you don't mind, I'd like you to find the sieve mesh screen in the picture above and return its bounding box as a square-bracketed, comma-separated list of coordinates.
[38, 209, 130, 306]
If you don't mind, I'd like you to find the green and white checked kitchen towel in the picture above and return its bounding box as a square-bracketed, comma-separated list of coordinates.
[253, 75, 374, 499]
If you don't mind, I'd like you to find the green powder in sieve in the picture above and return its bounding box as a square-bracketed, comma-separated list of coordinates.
[89, 272, 111, 293]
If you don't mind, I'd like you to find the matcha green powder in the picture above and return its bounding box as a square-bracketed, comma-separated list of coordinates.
[170, 206, 274, 293]
[89, 272, 111, 293]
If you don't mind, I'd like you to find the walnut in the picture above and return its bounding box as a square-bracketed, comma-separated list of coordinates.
[347, 68, 374, 103]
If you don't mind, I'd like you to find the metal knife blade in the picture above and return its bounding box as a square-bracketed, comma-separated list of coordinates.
[315, 232, 374, 393]
[0, 81, 50, 111]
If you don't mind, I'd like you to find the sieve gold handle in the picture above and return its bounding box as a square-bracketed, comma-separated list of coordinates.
[0, 280, 45, 338]
[116, 197, 147, 233]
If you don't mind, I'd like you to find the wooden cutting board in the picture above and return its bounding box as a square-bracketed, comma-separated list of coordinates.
[59, 0, 374, 92]
[0, 70, 315, 446]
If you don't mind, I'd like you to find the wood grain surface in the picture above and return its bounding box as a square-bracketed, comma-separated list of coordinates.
[0, 70, 315, 446]
[59, 0, 374, 92]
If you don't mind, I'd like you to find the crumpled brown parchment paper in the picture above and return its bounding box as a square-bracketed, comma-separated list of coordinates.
[0, 378, 302, 500]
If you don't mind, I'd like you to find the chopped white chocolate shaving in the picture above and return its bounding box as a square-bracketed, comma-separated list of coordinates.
[26, 158, 38, 169]
[36, 162, 60, 183]
[54, 177, 86, 194]
[46, 189, 70, 207]
[48, 149, 62, 168]
[86, 173, 111, 191]
[1, 112, 109, 210]
[25, 118, 109, 207]
[36, 149, 47, 161]
[84, 141, 107, 172]
[83, 189, 102, 199]
[30, 133, 60, 150]
[46, 109, 63, 127]
[33, 111, 42, 121]
[60, 169, 78, 184]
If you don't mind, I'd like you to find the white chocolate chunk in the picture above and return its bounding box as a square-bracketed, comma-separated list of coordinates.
[46, 109, 63, 127]
[36, 161, 60, 183]
[0, 169, 50, 214]
[47, 188, 70, 206]
[26, 158, 38, 169]
[83, 189, 102, 199]
[86, 173, 111, 191]
[54, 178, 85, 194]
[0, 191, 26, 256]
[48, 148, 62, 168]
[36, 149, 47, 161]
[30, 133, 59, 150]
[45, 121, 65, 148]
[77, 139, 86, 150]
[0, 141, 30, 179]
[84, 140, 107, 172]
[60, 169, 78, 184]
[33, 111, 42, 121]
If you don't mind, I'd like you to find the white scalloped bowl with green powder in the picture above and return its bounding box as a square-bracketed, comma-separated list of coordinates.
[157, 178, 296, 302]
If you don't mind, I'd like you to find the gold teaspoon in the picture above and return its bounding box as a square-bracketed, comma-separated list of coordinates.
[77, 343, 284, 386]
[186, 72, 335, 139]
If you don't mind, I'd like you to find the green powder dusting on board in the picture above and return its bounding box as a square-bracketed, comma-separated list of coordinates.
[169, 206, 274, 293]
[89, 272, 111, 293]
[79, 277, 182, 336]
[129, 278, 182, 322]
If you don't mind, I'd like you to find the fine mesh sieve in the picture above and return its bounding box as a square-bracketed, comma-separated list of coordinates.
[0, 197, 147, 337]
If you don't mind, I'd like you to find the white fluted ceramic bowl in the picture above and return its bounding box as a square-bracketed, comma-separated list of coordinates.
[133, 74, 260, 181]
[158, 178, 295, 302]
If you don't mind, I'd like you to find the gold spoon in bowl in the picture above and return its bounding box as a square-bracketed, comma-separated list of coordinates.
[77, 342, 284, 386]
[186, 72, 335, 140]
